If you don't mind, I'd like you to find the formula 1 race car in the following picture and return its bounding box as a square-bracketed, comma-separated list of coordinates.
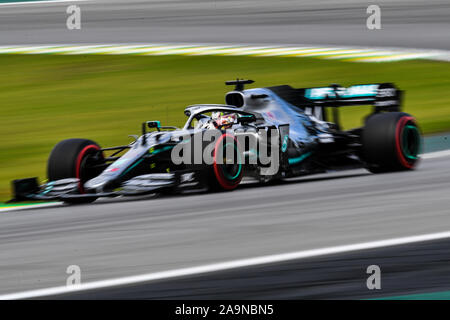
[11, 79, 422, 204]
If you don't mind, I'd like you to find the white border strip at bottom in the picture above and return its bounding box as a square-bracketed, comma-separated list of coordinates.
[1, 230, 450, 300]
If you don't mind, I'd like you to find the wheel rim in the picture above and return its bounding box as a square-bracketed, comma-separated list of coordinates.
[401, 124, 421, 160]
[222, 142, 242, 180]
[213, 134, 243, 190]
[395, 116, 420, 169]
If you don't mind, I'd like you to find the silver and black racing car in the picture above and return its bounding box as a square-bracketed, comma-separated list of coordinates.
[10, 79, 422, 204]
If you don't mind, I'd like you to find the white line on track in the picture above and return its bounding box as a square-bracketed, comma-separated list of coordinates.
[0, 0, 88, 6]
[2, 230, 450, 300]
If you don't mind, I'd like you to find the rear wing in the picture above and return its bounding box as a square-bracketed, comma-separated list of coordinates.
[267, 83, 402, 122]
[300, 83, 403, 121]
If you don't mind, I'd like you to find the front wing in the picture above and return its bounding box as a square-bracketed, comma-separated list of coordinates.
[10, 171, 206, 203]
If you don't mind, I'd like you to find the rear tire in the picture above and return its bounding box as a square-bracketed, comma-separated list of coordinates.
[47, 138, 104, 204]
[362, 112, 421, 173]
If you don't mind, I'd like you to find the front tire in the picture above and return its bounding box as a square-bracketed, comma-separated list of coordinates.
[47, 138, 104, 204]
[362, 112, 421, 173]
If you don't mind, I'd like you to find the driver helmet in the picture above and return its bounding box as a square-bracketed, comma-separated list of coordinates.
[212, 112, 237, 129]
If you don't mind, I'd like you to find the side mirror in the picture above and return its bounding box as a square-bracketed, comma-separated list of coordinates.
[142, 121, 161, 145]
[147, 121, 161, 130]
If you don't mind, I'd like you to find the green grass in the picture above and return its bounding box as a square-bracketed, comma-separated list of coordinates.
[1, 54, 450, 200]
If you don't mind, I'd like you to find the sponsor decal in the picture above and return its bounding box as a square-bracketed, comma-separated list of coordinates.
[171, 128, 281, 176]
[281, 135, 289, 152]
[305, 84, 379, 100]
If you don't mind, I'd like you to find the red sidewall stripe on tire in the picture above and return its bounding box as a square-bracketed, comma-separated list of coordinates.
[213, 133, 242, 190]
[395, 116, 416, 169]
[75, 144, 100, 193]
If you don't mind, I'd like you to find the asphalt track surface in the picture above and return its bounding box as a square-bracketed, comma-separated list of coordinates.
[1, 151, 450, 297]
[0, 0, 449, 50]
[46, 238, 450, 299]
